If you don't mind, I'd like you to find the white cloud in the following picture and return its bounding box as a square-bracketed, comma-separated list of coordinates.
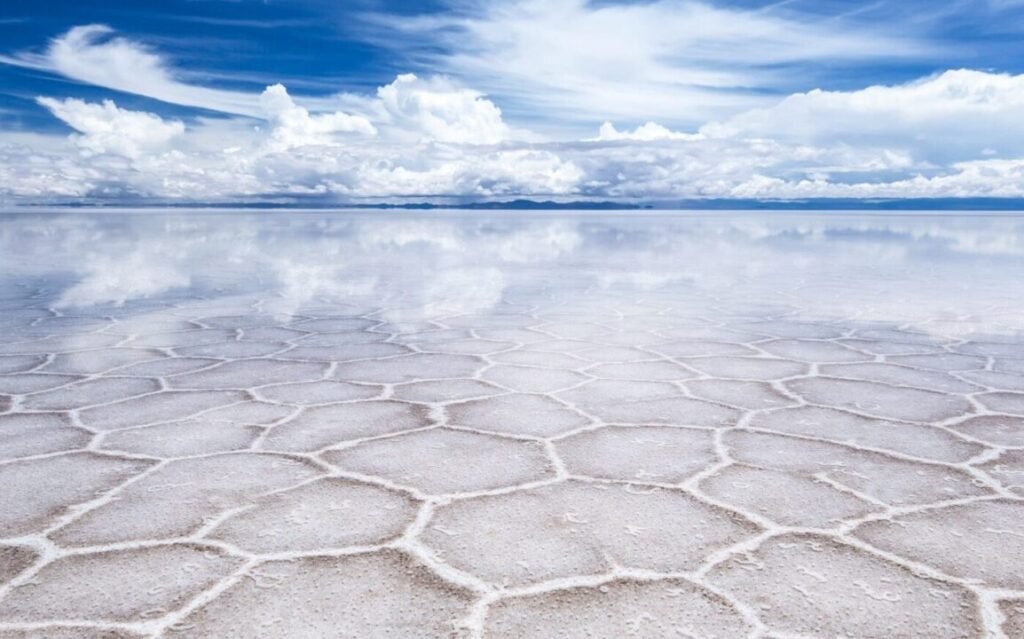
[363, 0, 930, 128]
[260, 84, 376, 150]
[4, 25, 266, 117]
[37, 97, 185, 159]
[6, 62, 1024, 203]
[702, 70, 1024, 161]
[374, 74, 510, 144]
[594, 121, 703, 142]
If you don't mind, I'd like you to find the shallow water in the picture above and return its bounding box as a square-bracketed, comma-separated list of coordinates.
[1, 209, 1023, 638]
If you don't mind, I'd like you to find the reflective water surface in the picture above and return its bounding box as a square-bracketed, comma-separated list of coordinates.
[1, 210, 1023, 638]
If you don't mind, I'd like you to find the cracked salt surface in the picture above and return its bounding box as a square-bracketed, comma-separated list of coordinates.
[2, 210, 1024, 638]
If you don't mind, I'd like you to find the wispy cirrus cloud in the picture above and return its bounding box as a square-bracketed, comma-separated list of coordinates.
[354, 0, 935, 130]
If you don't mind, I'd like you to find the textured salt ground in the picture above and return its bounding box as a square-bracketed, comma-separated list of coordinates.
[0, 299, 1023, 638]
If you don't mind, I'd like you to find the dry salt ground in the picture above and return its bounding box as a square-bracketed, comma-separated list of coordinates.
[1, 210, 1024, 638]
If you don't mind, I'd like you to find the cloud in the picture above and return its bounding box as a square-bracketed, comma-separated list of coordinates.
[360, 0, 931, 128]
[3, 25, 266, 117]
[37, 97, 185, 159]
[702, 70, 1024, 162]
[6, 58, 1024, 202]
[260, 84, 376, 150]
[373, 74, 510, 144]
[593, 122, 703, 142]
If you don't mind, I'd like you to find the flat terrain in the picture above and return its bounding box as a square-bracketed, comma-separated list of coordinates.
[0, 211, 1023, 638]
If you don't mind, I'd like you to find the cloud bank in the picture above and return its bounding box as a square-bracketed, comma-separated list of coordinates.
[2, 22, 1024, 203]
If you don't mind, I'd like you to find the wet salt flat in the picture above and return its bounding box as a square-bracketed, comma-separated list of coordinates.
[1, 209, 1024, 638]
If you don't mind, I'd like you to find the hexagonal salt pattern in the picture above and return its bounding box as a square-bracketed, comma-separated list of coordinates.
[1, 217, 1022, 638]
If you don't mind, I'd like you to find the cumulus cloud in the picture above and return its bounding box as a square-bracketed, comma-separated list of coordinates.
[374, 74, 510, 144]
[594, 122, 703, 142]
[36, 97, 185, 158]
[260, 84, 376, 150]
[702, 70, 1024, 161]
[6, 55, 1024, 203]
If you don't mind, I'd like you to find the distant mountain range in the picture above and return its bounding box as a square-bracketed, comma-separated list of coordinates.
[9, 197, 1024, 211]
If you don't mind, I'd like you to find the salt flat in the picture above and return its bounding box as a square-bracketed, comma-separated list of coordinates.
[1, 210, 1023, 638]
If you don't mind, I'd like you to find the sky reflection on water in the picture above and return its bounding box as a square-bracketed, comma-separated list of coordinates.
[2, 210, 1023, 339]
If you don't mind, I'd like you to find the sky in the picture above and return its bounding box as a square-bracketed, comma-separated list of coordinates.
[2, 0, 1024, 203]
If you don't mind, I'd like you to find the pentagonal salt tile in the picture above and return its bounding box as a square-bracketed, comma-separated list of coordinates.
[700, 464, 879, 528]
[995, 358, 1024, 375]
[558, 380, 738, 427]
[650, 340, 757, 358]
[130, 329, 235, 349]
[682, 357, 807, 381]
[958, 342, 1024, 358]
[0, 334, 122, 355]
[447, 393, 589, 437]
[0, 544, 240, 623]
[480, 365, 587, 393]
[758, 339, 869, 362]
[241, 326, 308, 342]
[0, 452, 152, 536]
[0, 413, 91, 461]
[0, 355, 45, 374]
[22, 377, 161, 410]
[686, 379, 795, 410]
[167, 550, 472, 638]
[293, 317, 376, 332]
[981, 450, 1024, 495]
[175, 341, 288, 358]
[280, 342, 410, 362]
[491, 350, 584, 369]
[707, 534, 980, 639]
[45, 348, 165, 375]
[325, 428, 552, 494]
[587, 361, 697, 381]
[167, 359, 327, 390]
[0, 545, 37, 586]
[538, 321, 609, 340]
[960, 370, 1024, 392]
[0, 374, 80, 395]
[51, 453, 320, 545]
[855, 328, 943, 345]
[724, 430, 989, 506]
[391, 379, 501, 403]
[977, 392, 1024, 416]
[293, 331, 389, 347]
[574, 346, 654, 363]
[741, 320, 844, 339]
[199, 314, 285, 329]
[657, 326, 762, 343]
[333, 353, 483, 383]
[948, 415, 1024, 447]
[784, 377, 971, 422]
[262, 401, 430, 451]
[207, 478, 418, 553]
[100, 420, 261, 458]
[485, 578, 750, 639]
[888, 353, 987, 371]
[200, 401, 295, 425]
[556, 425, 716, 483]
[79, 390, 248, 431]
[839, 339, 941, 356]
[750, 406, 984, 463]
[115, 357, 221, 377]
[819, 363, 979, 393]
[855, 499, 1024, 589]
[258, 380, 380, 404]
[422, 481, 757, 587]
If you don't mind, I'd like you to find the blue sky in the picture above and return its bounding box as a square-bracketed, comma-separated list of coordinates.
[2, 0, 1024, 202]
